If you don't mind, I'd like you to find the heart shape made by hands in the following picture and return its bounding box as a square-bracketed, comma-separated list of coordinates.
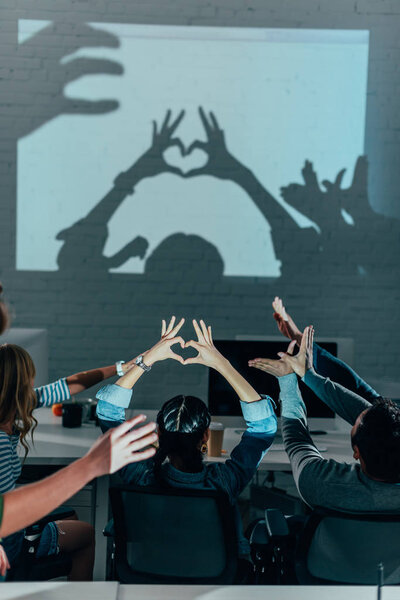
[163, 144, 208, 175]
[171, 340, 198, 363]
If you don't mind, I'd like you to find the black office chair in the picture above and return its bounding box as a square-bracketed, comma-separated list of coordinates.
[258, 507, 400, 585]
[106, 484, 240, 584]
[6, 507, 73, 581]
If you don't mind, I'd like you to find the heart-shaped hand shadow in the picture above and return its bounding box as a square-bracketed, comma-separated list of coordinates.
[163, 145, 208, 175]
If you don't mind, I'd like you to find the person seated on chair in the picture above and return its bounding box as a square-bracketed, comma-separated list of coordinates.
[0, 414, 157, 579]
[249, 323, 400, 513]
[96, 316, 277, 571]
[0, 341, 141, 580]
[1, 284, 158, 579]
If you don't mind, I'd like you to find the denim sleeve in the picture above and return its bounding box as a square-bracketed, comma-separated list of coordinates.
[214, 395, 277, 498]
[96, 384, 154, 485]
[313, 344, 380, 403]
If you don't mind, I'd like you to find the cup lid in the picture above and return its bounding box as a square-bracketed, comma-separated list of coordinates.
[209, 421, 224, 430]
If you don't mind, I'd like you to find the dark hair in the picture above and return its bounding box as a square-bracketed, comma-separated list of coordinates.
[352, 399, 400, 482]
[155, 395, 211, 474]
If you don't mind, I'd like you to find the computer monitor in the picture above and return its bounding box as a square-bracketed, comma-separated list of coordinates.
[208, 339, 337, 419]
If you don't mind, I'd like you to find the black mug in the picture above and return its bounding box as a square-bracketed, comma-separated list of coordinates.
[62, 403, 83, 428]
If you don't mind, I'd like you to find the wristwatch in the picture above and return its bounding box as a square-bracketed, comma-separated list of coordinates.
[135, 355, 152, 372]
[115, 361, 125, 377]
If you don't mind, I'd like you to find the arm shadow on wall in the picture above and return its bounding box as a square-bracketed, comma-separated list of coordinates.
[54, 106, 400, 288]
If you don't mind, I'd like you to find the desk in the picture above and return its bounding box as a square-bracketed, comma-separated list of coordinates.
[118, 585, 379, 600]
[0, 583, 380, 600]
[21, 410, 109, 581]
[207, 428, 355, 470]
[0, 582, 118, 600]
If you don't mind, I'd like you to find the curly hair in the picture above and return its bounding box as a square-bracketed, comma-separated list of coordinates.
[352, 398, 400, 482]
[155, 395, 211, 475]
[0, 344, 38, 457]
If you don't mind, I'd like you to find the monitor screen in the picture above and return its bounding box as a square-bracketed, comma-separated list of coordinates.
[208, 340, 336, 418]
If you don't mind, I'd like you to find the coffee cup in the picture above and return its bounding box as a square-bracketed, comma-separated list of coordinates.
[207, 421, 224, 457]
[62, 402, 83, 428]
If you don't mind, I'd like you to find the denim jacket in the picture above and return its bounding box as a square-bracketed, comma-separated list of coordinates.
[97, 385, 277, 556]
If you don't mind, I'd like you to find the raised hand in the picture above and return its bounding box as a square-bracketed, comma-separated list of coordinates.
[248, 340, 296, 377]
[184, 107, 243, 180]
[183, 319, 225, 370]
[272, 297, 303, 345]
[86, 415, 158, 475]
[129, 110, 186, 180]
[144, 316, 185, 365]
[278, 326, 314, 378]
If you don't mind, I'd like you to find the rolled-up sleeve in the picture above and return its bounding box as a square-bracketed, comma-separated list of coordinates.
[96, 384, 133, 427]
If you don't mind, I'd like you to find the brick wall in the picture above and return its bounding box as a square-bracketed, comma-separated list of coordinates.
[1, 0, 399, 407]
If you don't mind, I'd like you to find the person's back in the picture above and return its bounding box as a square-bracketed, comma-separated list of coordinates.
[97, 317, 278, 557]
[249, 301, 400, 515]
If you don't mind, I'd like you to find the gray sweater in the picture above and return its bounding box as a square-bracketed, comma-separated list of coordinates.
[279, 370, 400, 512]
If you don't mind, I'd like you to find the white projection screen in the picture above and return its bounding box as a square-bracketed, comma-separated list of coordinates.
[17, 22, 369, 277]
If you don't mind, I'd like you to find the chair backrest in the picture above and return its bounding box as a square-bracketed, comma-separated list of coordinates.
[296, 508, 400, 585]
[109, 484, 238, 584]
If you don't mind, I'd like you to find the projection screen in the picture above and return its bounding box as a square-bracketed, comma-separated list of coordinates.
[17, 22, 369, 277]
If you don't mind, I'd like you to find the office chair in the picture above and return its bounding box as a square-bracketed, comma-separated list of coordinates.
[106, 484, 240, 584]
[6, 507, 73, 581]
[259, 507, 400, 585]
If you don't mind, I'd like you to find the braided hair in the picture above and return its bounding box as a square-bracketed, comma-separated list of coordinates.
[155, 395, 211, 475]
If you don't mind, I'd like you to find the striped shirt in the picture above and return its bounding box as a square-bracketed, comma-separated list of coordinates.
[0, 378, 70, 493]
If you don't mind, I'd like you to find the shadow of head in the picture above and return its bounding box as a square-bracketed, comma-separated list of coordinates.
[145, 233, 224, 282]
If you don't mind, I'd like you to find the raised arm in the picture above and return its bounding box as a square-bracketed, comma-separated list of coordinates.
[96, 316, 186, 432]
[249, 336, 348, 508]
[274, 325, 371, 426]
[272, 296, 380, 403]
[0, 416, 157, 538]
[185, 320, 277, 496]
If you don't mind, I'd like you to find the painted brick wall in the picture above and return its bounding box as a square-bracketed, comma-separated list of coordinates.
[1, 0, 399, 407]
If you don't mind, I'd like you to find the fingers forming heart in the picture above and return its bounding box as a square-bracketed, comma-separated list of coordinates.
[163, 143, 208, 175]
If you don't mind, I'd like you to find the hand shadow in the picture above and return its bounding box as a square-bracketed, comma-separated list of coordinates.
[10, 22, 123, 139]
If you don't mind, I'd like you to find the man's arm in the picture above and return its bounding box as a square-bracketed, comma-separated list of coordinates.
[279, 374, 324, 484]
[279, 374, 353, 510]
[313, 344, 380, 404]
[303, 368, 371, 426]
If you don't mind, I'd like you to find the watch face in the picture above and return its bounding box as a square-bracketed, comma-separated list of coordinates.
[135, 355, 143, 365]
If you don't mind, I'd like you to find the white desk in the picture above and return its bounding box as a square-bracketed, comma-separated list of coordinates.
[0, 584, 382, 600]
[0, 582, 118, 600]
[118, 585, 379, 600]
[207, 428, 355, 470]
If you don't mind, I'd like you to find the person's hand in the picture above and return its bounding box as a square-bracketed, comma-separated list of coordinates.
[144, 316, 185, 366]
[85, 415, 158, 476]
[248, 340, 297, 377]
[278, 326, 314, 378]
[183, 319, 225, 370]
[127, 110, 186, 180]
[0, 544, 10, 577]
[184, 107, 244, 180]
[272, 296, 303, 345]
